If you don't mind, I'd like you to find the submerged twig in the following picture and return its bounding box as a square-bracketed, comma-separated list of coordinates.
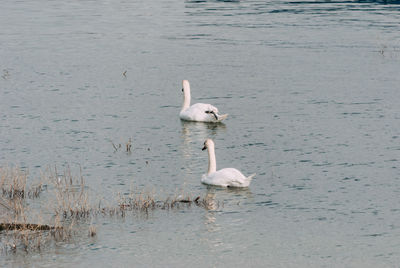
[0, 223, 59, 231]
[111, 142, 121, 152]
[126, 138, 132, 153]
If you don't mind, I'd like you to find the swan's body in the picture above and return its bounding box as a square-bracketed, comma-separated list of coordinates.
[202, 168, 255, 187]
[201, 139, 255, 187]
[180, 103, 228, 122]
[179, 80, 228, 123]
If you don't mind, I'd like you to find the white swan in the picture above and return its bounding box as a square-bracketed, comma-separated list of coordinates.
[201, 139, 255, 187]
[179, 80, 228, 123]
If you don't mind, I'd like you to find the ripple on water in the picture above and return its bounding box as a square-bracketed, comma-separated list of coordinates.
[255, 200, 279, 208]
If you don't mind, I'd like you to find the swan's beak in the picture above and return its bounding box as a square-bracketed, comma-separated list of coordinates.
[202, 145, 207, 151]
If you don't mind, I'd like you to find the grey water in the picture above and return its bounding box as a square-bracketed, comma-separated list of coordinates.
[1, 0, 400, 266]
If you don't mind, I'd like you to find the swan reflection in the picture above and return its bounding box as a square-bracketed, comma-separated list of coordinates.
[181, 120, 226, 145]
[200, 187, 253, 251]
[205, 185, 253, 202]
[180, 121, 226, 179]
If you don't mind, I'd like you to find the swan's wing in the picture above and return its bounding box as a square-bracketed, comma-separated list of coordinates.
[205, 104, 228, 122]
[182, 103, 226, 122]
[191, 103, 218, 113]
[223, 169, 255, 187]
[202, 169, 252, 187]
[197, 104, 228, 122]
[227, 178, 246, 187]
[206, 104, 219, 114]
[180, 104, 208, 121]
[215, 168, 248, 187]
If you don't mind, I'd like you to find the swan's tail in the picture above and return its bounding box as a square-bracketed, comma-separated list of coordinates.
[216, 113, 228, 122]
[246, 173, 256, 183]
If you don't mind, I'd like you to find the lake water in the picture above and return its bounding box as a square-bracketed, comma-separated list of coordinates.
[1, 0, 400, 267]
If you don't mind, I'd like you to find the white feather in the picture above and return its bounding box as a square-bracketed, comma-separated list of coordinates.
[179, 80, 228, 123]
[201, 139, 255, 188]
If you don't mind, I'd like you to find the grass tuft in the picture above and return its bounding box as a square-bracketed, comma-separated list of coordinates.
[0, 165, 222, 254]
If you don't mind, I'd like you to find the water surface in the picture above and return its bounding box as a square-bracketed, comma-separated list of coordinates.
[1, 0, 400, 267]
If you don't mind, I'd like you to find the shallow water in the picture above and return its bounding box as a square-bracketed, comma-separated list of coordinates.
[1, 0, 400, 267]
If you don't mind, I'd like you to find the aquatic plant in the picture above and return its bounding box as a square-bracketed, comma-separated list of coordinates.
[0, 165, 222, 254]
[110, 138, 132, 153]
[88, 224, 96, 237]
[0, 166, 44, 200]
[0, 166, 87, 253]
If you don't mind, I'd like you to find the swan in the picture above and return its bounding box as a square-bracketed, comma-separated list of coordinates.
[179, 80, 228, 123]
[201, 139, 255, 187]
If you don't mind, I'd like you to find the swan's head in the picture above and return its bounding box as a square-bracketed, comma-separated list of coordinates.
[202, 139, 215, 151]
[182, 80, 190, 93]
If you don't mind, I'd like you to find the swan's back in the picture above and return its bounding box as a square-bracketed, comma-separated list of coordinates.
[201, 168, 253, 187]
[180, 103, 223, 122]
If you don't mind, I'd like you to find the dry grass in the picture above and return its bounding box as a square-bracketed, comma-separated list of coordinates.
[117, 191, 218, 212]
[0, 166, 79, 253]
[88, 225, 96, 237]
[111, 138, 132, 153]
[0, 165, 222, 254]
[0, 166, 44, 199]
[0, 166, 26, 199]
[47, 167, 91, 220]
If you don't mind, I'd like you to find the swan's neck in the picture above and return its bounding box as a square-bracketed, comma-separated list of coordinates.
[182, 86, 191, 111]
[207, 145, 217, 175]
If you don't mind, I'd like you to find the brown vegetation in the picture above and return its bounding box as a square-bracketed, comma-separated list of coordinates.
[0, 165, 221, 254]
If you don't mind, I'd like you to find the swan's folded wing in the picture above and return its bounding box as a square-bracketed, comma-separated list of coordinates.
[210, 105, 219, 114]
[227, 172, 254, 187]
[205, 104, 229, 122]
[228, 179, 246, 187]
